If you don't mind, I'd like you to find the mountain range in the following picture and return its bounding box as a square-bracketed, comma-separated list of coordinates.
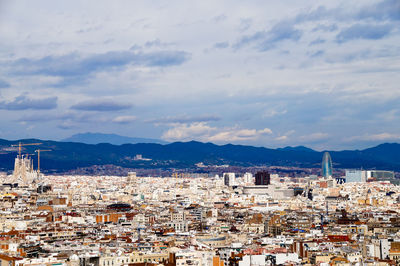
[0, 138, 400, 172]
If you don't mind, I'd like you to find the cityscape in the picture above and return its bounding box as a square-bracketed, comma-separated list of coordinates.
[1, 0, 400, 265]
[0, 142, 399, 265]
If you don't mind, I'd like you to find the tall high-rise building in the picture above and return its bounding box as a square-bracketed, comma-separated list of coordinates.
[321, 152, 333, 178]
[255, 171, 270, 185]
[223, 172, 235, 186]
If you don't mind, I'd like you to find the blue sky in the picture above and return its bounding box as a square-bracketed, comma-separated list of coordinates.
[0, 0, 399, 150]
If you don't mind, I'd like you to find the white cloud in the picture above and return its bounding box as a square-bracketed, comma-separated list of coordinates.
[275, 135, 288, 141]
[161, 122, 214, 140]
[161, 122, 272, 143]
[259, 128, 273, 134]
[112, 115, 137, 124]
[208, 128, 272, 142]
[347, 133, 400, 142]
[273, 129, 295, 142]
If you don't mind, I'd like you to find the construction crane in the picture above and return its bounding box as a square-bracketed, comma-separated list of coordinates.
[11, 142, 42, 158]
[35, 149, 51, 173]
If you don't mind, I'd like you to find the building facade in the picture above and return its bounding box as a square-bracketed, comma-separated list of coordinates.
[255, 171, 270, 186]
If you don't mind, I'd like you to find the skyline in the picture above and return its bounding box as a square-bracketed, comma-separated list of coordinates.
[0, 0, 399, 150]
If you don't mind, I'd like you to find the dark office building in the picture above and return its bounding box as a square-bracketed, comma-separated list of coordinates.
[255, 171, 270, 185]
[293, 187, 304, 196]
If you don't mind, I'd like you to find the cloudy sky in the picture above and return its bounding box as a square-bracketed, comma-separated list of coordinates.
[0, 0, 399, 150]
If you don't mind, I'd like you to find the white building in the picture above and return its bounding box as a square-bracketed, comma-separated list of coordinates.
[223, 172, 236, 186]
[243, 172, 253, 185]
[345, 170, 367, 183]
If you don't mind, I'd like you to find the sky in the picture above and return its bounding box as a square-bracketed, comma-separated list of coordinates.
[0, 0, 399, 150]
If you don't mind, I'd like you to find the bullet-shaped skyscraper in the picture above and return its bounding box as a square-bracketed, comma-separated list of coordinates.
[322, 152, 333, 178]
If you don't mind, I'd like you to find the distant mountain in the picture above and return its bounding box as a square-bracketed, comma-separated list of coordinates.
[62, 132, 168, 145]
[0, 139, 400, 172]
[278, 146, 315, 152]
